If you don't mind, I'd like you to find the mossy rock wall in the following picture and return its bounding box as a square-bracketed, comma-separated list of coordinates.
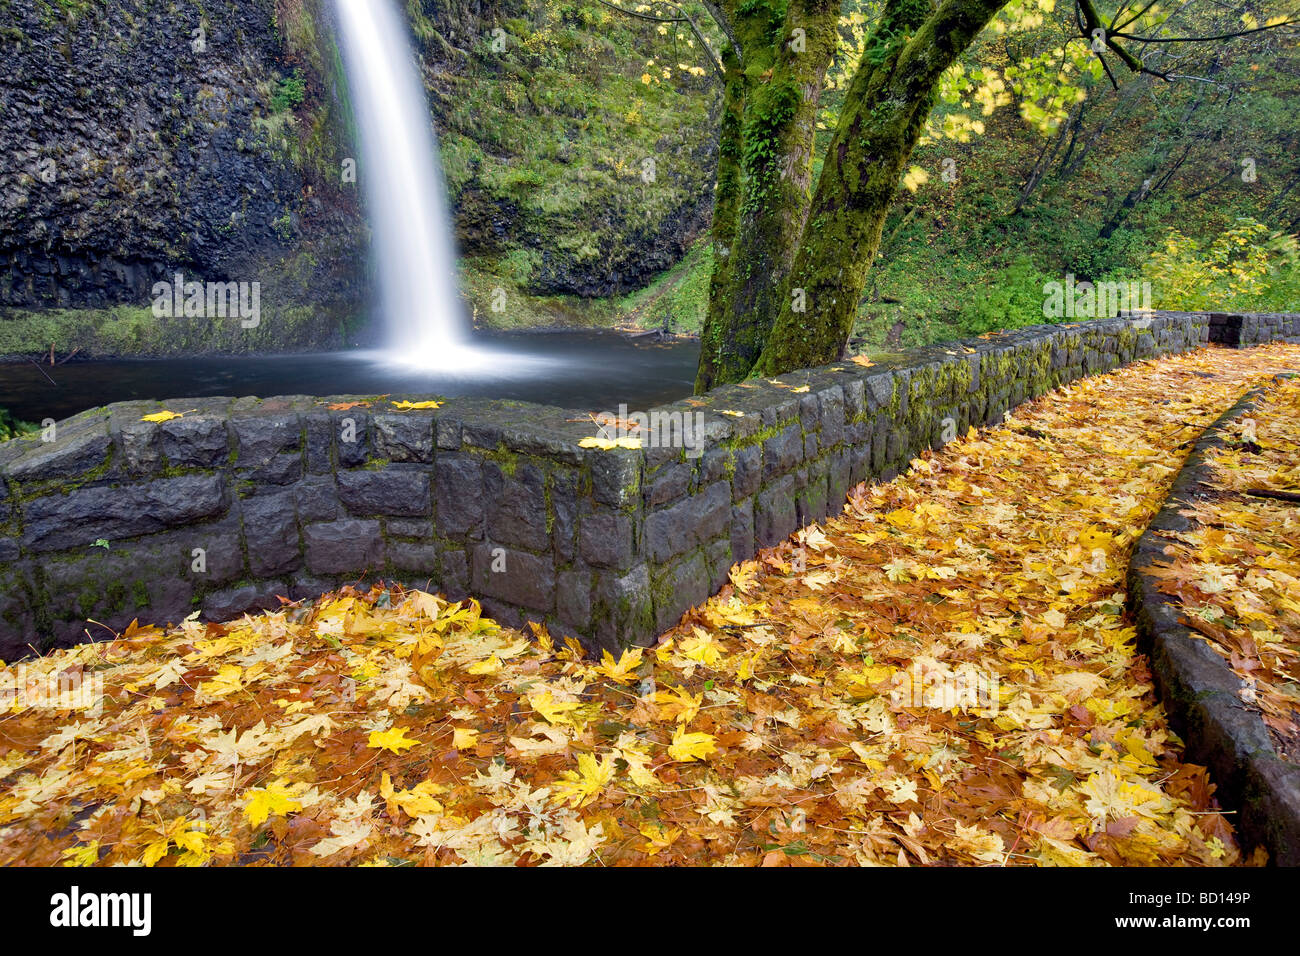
[1, 1, 360, 303]
[0, 0, 718, 354]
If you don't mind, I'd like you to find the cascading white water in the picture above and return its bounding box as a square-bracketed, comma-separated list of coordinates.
[331, 0, 468, 364]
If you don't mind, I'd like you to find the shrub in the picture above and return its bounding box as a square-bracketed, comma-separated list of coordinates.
[1146, 218, 1300, 312]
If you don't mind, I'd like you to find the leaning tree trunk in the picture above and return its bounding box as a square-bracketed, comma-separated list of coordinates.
[695, 0, 839, 393]
[752, 0, 1009, 376]
[695, 44, 750, 392]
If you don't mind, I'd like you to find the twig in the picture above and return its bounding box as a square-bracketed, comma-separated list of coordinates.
[27, 357, 58, 387]
[595, 0, 726, 79]
[1245, 489, 1300, 505]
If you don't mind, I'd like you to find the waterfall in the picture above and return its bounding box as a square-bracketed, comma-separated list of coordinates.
[330, 0, 467, 362]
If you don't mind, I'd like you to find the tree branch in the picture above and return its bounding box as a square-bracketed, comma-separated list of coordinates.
[1111, 22, 1300, 44]
[1074, 0, 1300, 85]
[699, 0, 744, 65]
[595, 0, 729, 78]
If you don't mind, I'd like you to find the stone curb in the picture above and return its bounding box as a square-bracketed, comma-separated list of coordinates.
[1126, 382, 1300, 865]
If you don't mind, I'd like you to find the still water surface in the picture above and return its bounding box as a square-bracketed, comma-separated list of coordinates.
[0, 332, 700, 423]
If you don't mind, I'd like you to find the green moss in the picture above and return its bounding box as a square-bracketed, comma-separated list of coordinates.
[614, 240, 712, 335]
[733, 420, 789, 449]
[271, 69, 306, 113]
[0, 407, 38, 442]
[481, 446, 520, 478]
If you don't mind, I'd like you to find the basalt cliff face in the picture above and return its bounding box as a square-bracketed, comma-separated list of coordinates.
[0, 0, 364, 351]
[0, 0, 715, 354]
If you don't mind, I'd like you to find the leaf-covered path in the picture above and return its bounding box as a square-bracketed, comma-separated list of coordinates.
[2, 344, 1299, 866]
[1144, 375, 1300, 762]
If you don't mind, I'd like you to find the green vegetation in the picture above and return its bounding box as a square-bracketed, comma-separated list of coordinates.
[0, 407, 37, 442]
[594, 0, 1300, 356]
[9, 0, 1299, 359]
[614, 239, 713, 335]
[418, 1, 716, 304]
[271, 69, 307, 114]
[1146, 219, 1300, 312]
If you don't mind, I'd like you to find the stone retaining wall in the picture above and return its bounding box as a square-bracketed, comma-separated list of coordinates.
[1, 309, 1291, 660]
[1208, 311, 1300, 348]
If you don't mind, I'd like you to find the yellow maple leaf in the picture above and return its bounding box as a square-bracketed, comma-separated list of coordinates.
[141, 837, 172, 867]
[173, 828, 208, 856]
[679, 628, 723, 666]
[140, 410, 185, 423]
[552, 752, 617, 807]
[390, 400, 443, 410]
[243, 780, 303, 827]
[452, 727, 479, 750]
[380, 772, 445, 816]
[616, 736, 660, 789]
[466, 652, 502, 675]
[637, 823, 682, 856]
[198, 664, 244, 697]
[654, 685, 702, 724]
[885, 508, 916, 530]
[668, 727, 716, 762]
[1078, 526, 1114, 551]
[528, 690, 582, 724]
[950, 822, 1005, 862]
[368, 726, 420, 754]
[579, 436, 644, 451]
[60, 842, 100, 867]
[595, 647, 643, 685]
[735, 653, 756, 681]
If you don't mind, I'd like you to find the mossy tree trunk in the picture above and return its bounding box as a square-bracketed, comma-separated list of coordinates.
[695, 0, 839, 392]
[694, 0, 1011, 390]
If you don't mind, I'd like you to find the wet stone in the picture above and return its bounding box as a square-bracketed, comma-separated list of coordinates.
[161, 416, 229, 468]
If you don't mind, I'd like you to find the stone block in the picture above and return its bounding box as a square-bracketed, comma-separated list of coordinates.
[580, 509, 636, 569]
[373, 413, 435, 463]
[730, 499, 755, 564]
[338, 468, 431, 517]
[22, 474, 227, 552]
[732, 444, 761, 499]
[241, 492, 301, 577]
[645, 480, 730, 563]
[557, 569, 593, 632]
[8, 427, 111, 482]
[591, 564, 652, 651]
[648, 462, 690, 506]
[435, 454, 484, 539]
[485, 462, 548, 551]
[762, 424, 802, 479]
[161, 416, 229, 468]
[304, 519, 384, 576]
[755, 474, 797, 547]
[471, 545, 555, 612]
[652, 550, 710, 632]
